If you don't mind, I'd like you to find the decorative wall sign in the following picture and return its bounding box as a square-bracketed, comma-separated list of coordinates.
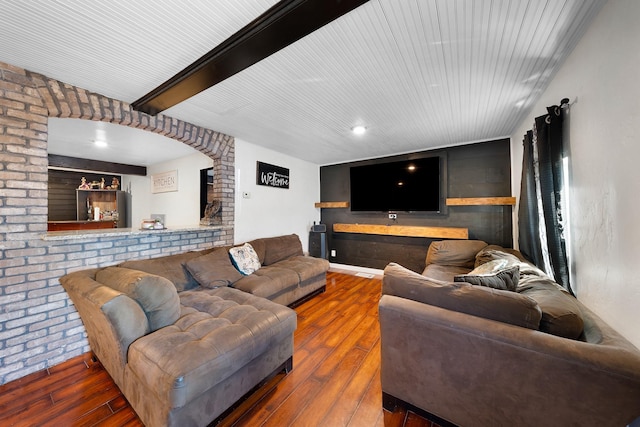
[256, 161, 290, 189]
[151, 170, 178, 193]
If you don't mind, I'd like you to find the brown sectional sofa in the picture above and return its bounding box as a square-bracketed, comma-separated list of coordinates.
[60, 234, 329, 427]
[379, 240, 640, 427]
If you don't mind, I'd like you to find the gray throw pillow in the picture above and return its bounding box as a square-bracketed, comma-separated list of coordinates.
[96, 267, 180, 331]
[185, 248, 244, 288]
[454, 259, 519, 292]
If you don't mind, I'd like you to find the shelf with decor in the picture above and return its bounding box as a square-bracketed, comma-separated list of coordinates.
[446, 197, 516, 206]
[76, 189, 129, 228]
[333, 223, 468, 239]
[315, 201, 350, 208]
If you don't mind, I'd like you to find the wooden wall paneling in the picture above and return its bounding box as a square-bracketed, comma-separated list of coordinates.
[47, 170, 122, 222]
[319, 139, 512, 272]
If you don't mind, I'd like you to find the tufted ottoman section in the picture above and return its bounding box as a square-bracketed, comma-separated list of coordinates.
[126, 287, 296, 409]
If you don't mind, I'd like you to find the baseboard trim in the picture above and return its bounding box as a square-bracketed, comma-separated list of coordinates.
[329, 263, 384, 277]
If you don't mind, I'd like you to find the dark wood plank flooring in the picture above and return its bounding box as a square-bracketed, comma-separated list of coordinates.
[0, 271, 438, 427]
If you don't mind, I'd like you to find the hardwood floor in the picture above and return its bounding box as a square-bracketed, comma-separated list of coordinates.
[0, 271, 438, 427]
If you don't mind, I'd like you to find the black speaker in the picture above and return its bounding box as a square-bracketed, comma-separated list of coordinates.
[311, 223, 326, 233]
[309, 230, 327, 259]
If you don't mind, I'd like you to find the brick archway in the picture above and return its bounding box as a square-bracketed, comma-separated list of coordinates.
[29, 69, 236, 227]
[0, 61, 235, 384]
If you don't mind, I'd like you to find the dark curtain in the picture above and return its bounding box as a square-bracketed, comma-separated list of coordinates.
[518, 102, 573, 295]
[517, 130, 544, 268]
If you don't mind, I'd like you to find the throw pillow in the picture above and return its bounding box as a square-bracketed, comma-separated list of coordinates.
[454, 259, 520, 291]
[185, 249, 243, 288]
[95, 267, 180, 331]
[229, 243, 261, 275]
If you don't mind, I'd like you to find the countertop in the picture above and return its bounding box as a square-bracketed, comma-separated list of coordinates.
[42, 224, 231, 241]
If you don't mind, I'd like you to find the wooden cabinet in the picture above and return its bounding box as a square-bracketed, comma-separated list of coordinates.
[76, 189, 129, 228]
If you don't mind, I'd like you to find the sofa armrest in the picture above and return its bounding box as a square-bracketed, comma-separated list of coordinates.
[60, 270, 150, 385]
[379, 295, 640, 427]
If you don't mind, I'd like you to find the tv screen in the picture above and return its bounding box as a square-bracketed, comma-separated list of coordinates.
[350, 156, 440, 212]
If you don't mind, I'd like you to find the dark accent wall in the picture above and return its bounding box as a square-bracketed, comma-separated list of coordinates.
[320, 139, 512, 272]
[48, 170, 122, 221]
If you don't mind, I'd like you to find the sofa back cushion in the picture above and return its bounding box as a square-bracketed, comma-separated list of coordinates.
[184, 248, 243, 288]
[260, 234, 304, 265]
[518, 278, 585, 339]
[426, 240, 488, 269]
[474, 245, 528, 268]
[474, 246, 585, 339]
[383, 263, 542, 330]
[96, 267, 181, 331]
[119, 251, 204, 291]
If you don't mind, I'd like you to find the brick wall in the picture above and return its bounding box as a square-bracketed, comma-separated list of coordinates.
[0, 61, 236, 384]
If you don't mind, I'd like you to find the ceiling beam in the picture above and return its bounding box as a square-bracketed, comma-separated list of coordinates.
[131, 0, 370, 115]
[48, 154, 147, 176]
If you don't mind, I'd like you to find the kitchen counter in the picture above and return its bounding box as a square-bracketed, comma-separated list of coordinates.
[42, 224, 230, 241]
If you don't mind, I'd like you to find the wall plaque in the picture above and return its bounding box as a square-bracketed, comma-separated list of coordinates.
[151, 170, 178, 193]
[256, 161, 289, 189]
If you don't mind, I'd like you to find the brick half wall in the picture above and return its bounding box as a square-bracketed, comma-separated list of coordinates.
[0, 61, 235, 384]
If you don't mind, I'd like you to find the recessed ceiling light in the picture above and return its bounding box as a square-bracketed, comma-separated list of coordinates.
[351, 126, 367, 135]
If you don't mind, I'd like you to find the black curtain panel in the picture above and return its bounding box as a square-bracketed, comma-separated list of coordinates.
[518, 101, 574, 295]
[517, 130, 545, 268]
[535, 107, 572, 294]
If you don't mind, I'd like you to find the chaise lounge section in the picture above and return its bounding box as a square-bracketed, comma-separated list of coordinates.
[60, 234, 329, 427]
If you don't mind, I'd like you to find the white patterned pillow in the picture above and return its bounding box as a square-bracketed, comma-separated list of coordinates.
[229, 243, 261, 275]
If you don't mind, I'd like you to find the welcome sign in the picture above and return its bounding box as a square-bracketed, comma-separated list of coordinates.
[256, 161, 289, 189]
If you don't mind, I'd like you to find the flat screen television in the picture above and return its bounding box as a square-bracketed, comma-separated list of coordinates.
[350, 156, 440, 212]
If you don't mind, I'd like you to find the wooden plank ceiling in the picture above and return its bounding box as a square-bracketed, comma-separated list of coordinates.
[0, 0, 606, 165]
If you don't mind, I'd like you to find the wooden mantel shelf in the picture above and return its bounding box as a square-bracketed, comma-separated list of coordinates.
[333, 223, 468, 239]
[446, 197, 516, 206]
[315, 201, 350, 208]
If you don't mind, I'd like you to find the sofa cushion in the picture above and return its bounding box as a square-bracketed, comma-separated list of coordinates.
[426, 240, 488, 268]
[422, 264, 472, 282]
[454, 259, 519, 292]
[384, 263, 541, 329]
[95, 267, 180, 331]
[262, 234, 304, 266]
[233, 266, 299, 299]
[127, 286, 297, 409]
[518, 278, 585, 339]
[229, 243, 261, 275]
[184, 249, 243, 289]
[271, 256, 330, 282]
[118, 251, 203, 291]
